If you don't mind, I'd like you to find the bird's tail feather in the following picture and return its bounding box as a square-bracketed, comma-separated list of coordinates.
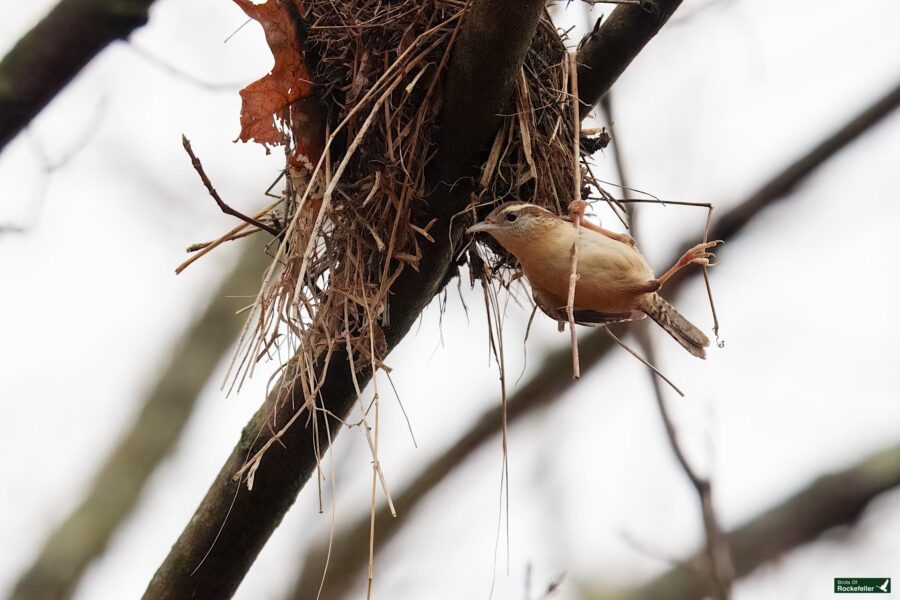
[640, 293, 709, 359]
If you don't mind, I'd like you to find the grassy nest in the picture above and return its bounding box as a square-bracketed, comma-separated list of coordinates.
[193, 0, 587, 463]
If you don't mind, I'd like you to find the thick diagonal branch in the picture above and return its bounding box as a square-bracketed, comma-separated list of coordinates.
[143, 1, 545, 597]
[0, 0, 157, 153]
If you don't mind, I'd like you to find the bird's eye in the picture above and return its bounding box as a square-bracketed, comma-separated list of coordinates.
[506, 212, 518, 223]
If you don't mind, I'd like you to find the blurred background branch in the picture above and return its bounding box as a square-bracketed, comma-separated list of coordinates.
[0, 0, 157, 153]
[586, 441, 900, 599]
[10, 241, 269, 600]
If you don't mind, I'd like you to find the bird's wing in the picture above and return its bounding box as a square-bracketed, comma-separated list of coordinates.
[572, 309, 646, 326]
[532, 287, 644, 325]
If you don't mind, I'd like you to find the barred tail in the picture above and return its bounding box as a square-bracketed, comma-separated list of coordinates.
[640, 293, 709, 359]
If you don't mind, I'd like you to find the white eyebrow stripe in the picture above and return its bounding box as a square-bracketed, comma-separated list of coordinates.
[497, 203, 548, 215]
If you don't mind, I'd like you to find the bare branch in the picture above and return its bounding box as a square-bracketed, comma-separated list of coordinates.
[427, 0, 546, 219]
[0, 0, 157, 153]
[576, 0, 684, 114]
[182, 135, 281, 237]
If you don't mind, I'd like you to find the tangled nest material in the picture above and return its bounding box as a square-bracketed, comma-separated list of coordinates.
[184, 0, 597, 474]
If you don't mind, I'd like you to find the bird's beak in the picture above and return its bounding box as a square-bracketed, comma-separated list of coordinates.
[467, 222, 497, 234]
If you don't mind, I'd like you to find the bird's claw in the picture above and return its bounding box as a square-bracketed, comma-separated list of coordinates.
[690, 251, 717, 266]
[683, 240, 723, 267]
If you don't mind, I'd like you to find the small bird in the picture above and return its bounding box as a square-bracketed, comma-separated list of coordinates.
[467, 200, 721, 358]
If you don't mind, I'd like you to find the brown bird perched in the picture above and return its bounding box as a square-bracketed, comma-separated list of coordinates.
[467, 200, 722, 358]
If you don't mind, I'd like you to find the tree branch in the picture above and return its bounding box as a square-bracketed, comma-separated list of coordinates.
[426, 0, 545, 217]
[289, 75, 900, 599]
[143, 1, 546, 597]
[0, 0, 157, 153]
[576, 0, 684, 113]
[588, 442, 900, 600]
[9, 242, 270, 600]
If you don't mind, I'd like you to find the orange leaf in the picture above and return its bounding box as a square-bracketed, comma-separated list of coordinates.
[234, 0, 313, 149]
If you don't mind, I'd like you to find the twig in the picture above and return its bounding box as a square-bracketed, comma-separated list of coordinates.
[583, 0, 646, 5]
[3, 100, 106, 236]
[128, 42, 243, 91]
[604, 328, 683, 397]
[641, 332, 733, 599]
[181, 135, 280, 236]
[567, 52, 582, 380]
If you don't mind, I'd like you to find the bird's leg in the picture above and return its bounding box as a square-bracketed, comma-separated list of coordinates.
[568, 200, 637, 247]
[586, 222, 637, 247]
[657, 240, 724, 287]
[568, 199, 589, 223]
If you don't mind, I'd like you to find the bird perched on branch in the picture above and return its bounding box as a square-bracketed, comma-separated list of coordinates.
[467, 200, 721, 358]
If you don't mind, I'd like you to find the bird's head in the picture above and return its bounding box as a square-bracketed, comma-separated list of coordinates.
[467, 201, 559, 251]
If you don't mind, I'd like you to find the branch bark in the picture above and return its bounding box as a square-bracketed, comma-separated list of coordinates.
[577, 0, 684, 114]
[426, 0, 544, 215]
[289, 75, 900, 599]
[0, 0, 157, 153]
[143, 1, 546, 597]
[588, 442, 900, 600]
[10, 242, 269, 600]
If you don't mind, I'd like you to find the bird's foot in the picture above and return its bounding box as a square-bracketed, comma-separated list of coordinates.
[682, 240, 724, 267]
[658, 240, 724, 286]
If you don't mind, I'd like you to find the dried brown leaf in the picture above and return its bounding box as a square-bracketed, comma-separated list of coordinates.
[234, 0, 313, 149]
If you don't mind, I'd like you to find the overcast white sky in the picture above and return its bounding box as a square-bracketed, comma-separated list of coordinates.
[2, 1, 900, 599]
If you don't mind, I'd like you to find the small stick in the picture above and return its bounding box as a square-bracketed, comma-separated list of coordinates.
[604, 328, 684, 397]
[182, 135, 280, 237]
[185, 227, 259, 252]
[700, 204, 722, 340]
[567, 52, 582, 380]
